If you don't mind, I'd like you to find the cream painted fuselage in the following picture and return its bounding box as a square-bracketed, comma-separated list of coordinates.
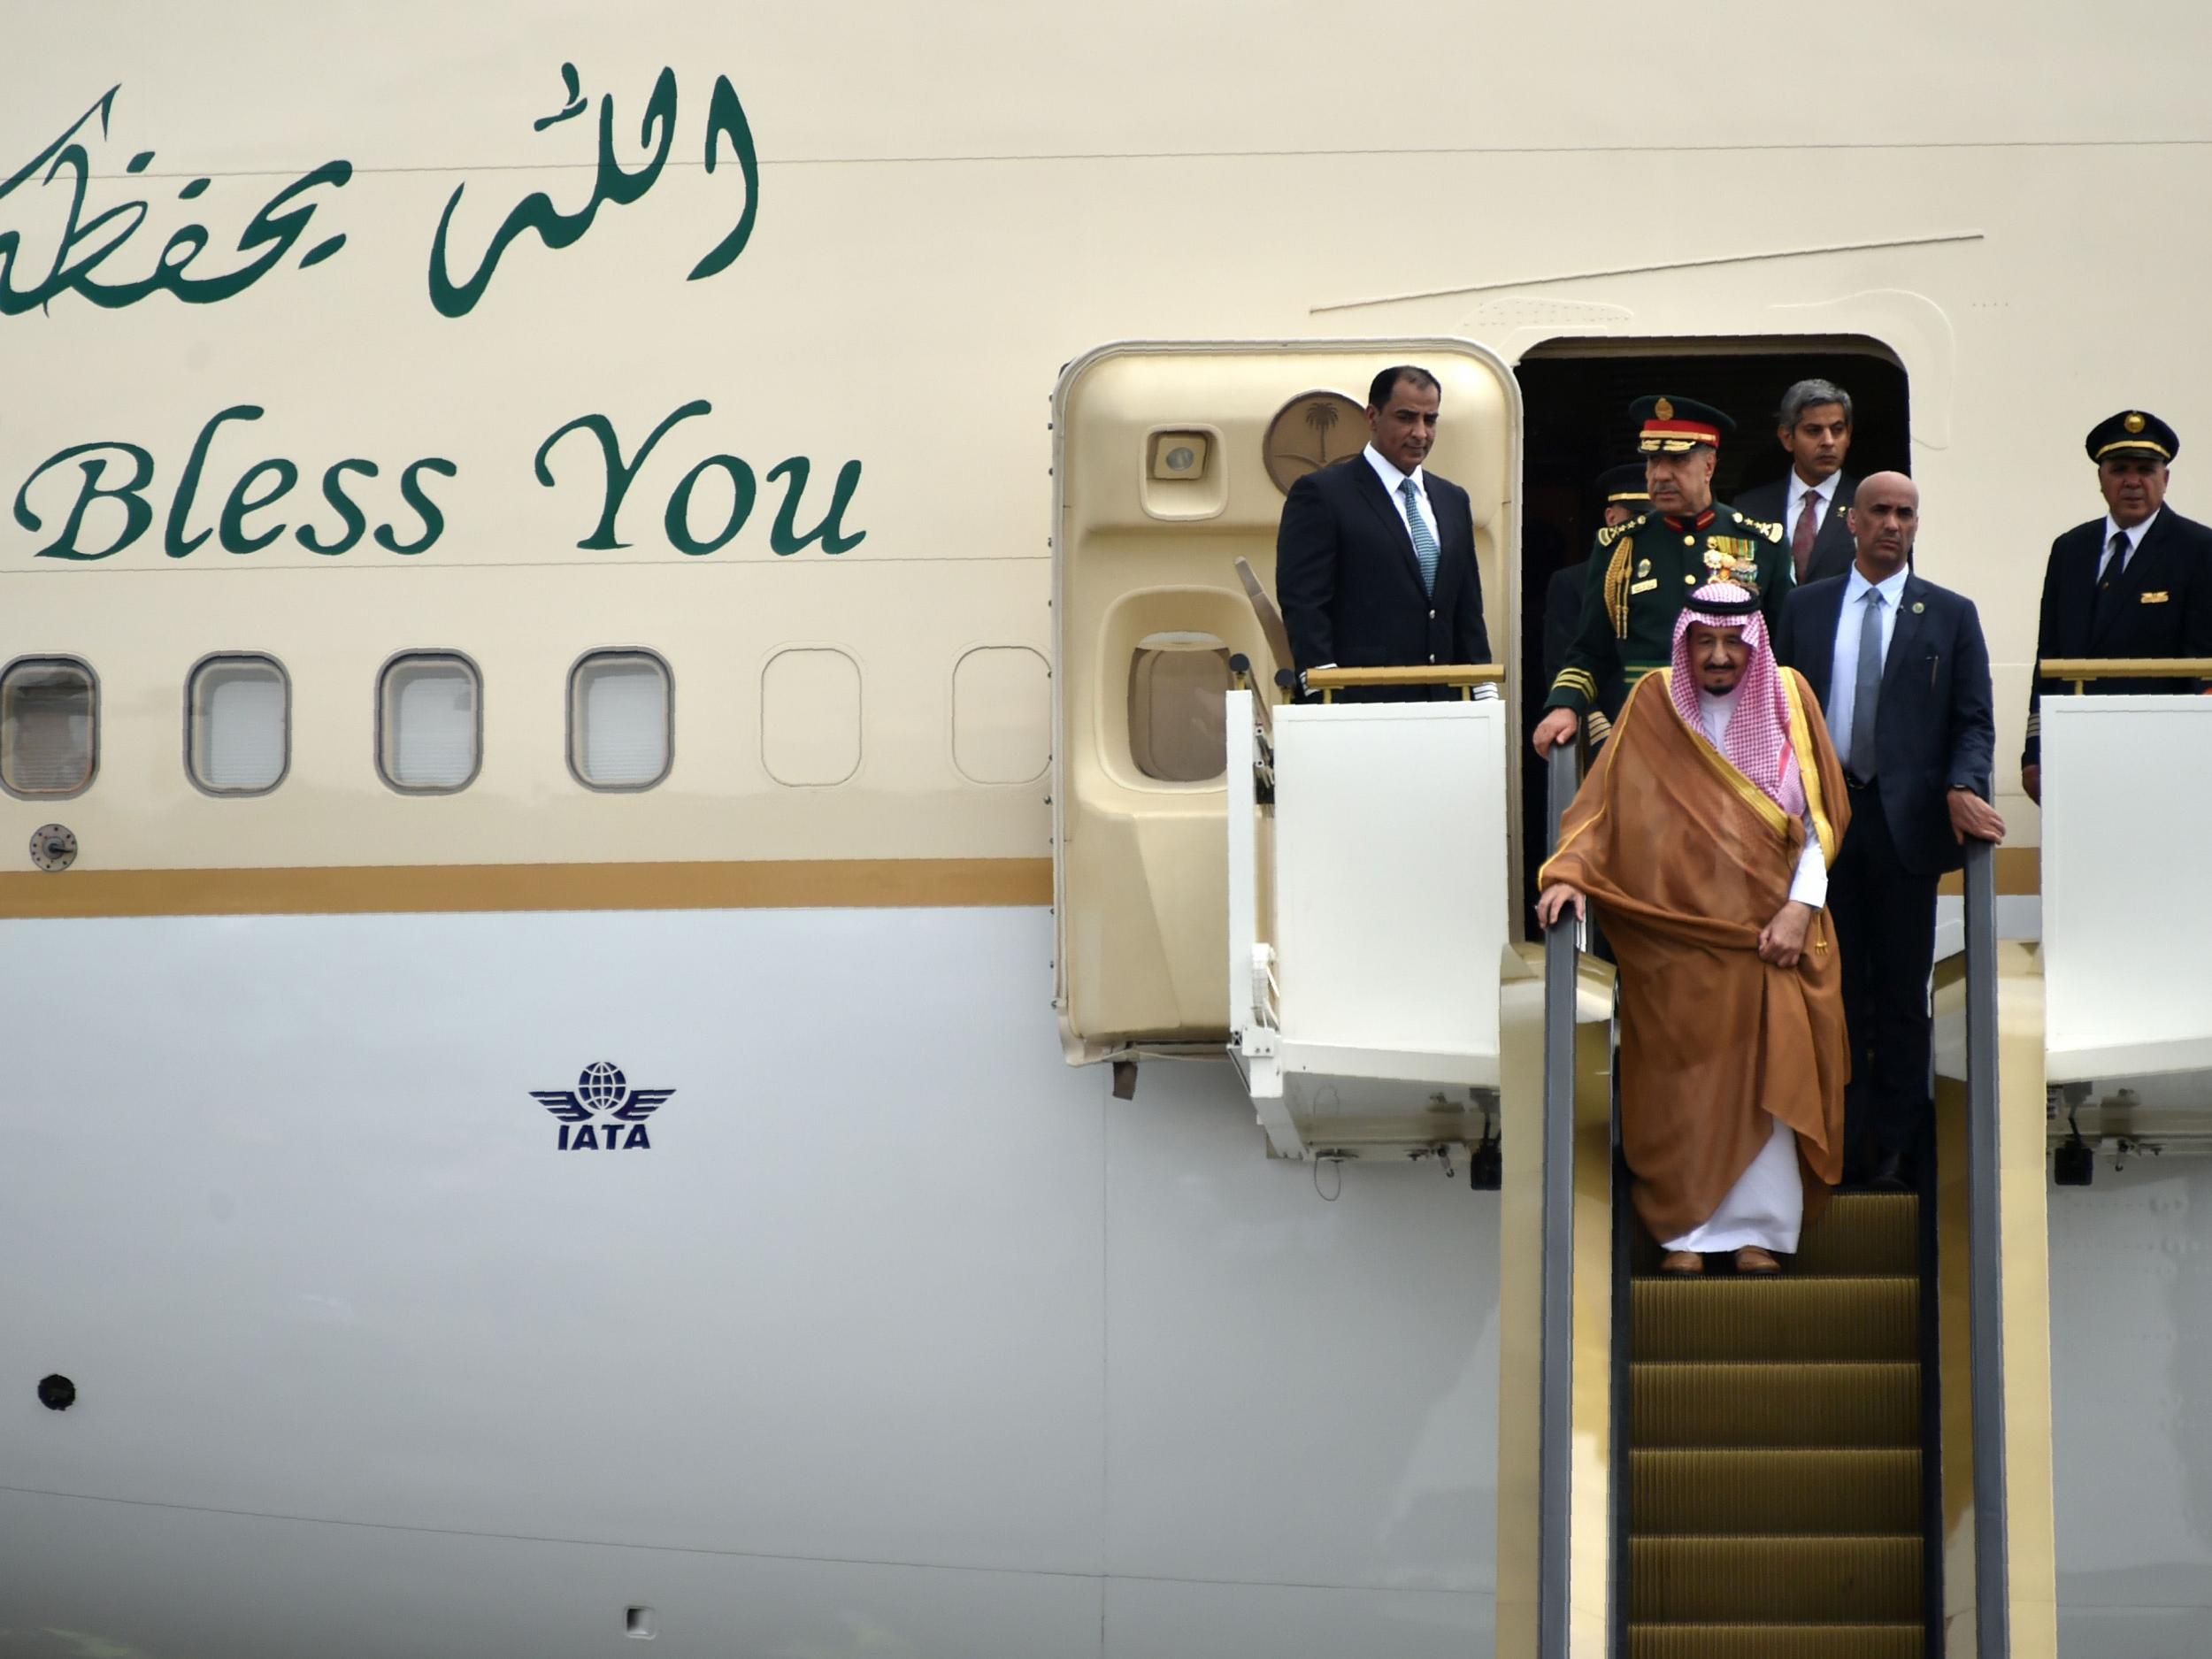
[4, 5, 2210, 1655]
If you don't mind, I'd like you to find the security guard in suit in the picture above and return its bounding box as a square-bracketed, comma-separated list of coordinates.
[1532, 396, 1793, 756]
[2022, 410, 2212, 803]
[1541, 463, 1648, 744]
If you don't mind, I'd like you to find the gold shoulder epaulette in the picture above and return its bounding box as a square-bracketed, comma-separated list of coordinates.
[1730, 509, 1784, 543]
[1595, 513, 1646, 549]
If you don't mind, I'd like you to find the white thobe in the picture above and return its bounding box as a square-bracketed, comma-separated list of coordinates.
[1662, 686, 1824, 1254]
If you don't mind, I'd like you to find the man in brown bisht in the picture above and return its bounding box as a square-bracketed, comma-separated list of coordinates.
[1537, 573, 1849, 1274]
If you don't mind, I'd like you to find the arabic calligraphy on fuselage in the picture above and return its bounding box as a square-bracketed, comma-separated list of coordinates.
[0, 65, 760, 317]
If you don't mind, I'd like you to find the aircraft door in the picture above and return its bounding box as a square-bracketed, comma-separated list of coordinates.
[1049, 341, 1522, 1064]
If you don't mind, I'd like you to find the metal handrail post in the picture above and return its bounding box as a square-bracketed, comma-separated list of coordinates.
[1962, 835, 2010, 1656]
[1536, 741, 1581, 1659]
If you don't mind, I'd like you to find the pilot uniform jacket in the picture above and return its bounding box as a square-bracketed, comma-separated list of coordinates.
[1777, 571, 1995, 877]
[1276, 454, 1491, 701]
[1544, 503, 1791, 718]
[2023, 507, 2212, 768]
[1734, 472, 1858, 586]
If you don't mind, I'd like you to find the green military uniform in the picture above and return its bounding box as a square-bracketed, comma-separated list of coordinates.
[1545, 396, 1792, 722]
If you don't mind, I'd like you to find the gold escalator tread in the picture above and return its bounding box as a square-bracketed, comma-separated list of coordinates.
[1630, 1535, 1922, 1624]
[1633, 1361, 1920, 1448]
[1629, 1624, 1923, 1657]
[1789, 1192, 1920, 1276]
[1632, 1277, 1918, 1363]
[1632, 1448, 1920, 1534]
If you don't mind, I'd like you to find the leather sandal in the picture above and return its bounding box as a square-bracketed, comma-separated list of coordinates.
[1733, 1246, 1782, 1275]
[1659, 1250, 1704, 1276]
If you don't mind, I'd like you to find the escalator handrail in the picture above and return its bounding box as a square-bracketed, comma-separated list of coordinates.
[1962, 835, 2010, 1655]
[1536, 741, 1581, 1659]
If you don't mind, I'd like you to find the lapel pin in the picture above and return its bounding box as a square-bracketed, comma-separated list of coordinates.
[1911, 601, 1924, 613]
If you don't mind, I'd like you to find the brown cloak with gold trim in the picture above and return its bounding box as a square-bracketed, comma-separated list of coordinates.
[1539, 668, 1851, 1242]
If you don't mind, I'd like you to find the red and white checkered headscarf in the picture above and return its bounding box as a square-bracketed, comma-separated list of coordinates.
[1669, 580, 1806, 817]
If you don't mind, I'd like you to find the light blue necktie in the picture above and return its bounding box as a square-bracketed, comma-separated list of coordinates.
[1848, 588, 1885, 780]
[1400, 478, 1438, 595]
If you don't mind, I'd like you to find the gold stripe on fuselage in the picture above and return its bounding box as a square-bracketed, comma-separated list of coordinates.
[0, 857, 1054, 920]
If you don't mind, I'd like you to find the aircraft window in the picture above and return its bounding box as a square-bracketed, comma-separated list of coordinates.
[377, 651, 481, 793]
[761, 647, 861, 787]
[1127, 633, 1229, 783]
[187, 655, 289, 795]
[0, 657, 96, 799]
[569, 649, 672, 791]
[951, 646, 1050, 785]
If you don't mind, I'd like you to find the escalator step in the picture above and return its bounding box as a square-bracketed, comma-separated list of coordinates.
[1628, 1624, 1923, 1657]
[1633, 1277, 1918, 1363]
[1631, 1448, 1921, 1534]
[1630, 1536, 1922, 1623]
[1633, 1362, 1920, 1448]
[1790, 1192, 1920, 1276]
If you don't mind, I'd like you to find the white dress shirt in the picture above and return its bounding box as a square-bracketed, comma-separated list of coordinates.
[1697, 685, 1827, 907]
[2098, 508, 2160, 579]
[1364, 442, 1436, 542]
[1824, 562, 1910, 768]
[1785, 470, 1841, 544]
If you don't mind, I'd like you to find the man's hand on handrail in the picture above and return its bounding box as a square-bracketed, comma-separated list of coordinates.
[1532, 708, 1579, 757]
[1948, 787, 2007, 845]
[1535, 882, 1585, 928]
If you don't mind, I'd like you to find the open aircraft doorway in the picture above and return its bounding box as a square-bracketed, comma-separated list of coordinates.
[1511, 338, 1911, 923]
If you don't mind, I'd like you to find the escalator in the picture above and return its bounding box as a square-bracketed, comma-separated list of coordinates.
[1534, 743, 2010, 1659]
[1620, 1185, 1934, 1655]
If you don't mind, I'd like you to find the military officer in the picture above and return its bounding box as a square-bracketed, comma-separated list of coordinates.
[2022, 409, 2212, 803]
[1542, 462, 1650, 742]
[1532, 396, 1793, 756]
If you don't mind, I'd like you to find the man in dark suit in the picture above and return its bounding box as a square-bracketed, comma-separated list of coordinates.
[1734, 378, 1859, 587]
[1776, 472, 2005, 1188]
[2022, 409, 2212, 803]
[1543, 463, 1647, 741]
[1277, 365, 1491, 701]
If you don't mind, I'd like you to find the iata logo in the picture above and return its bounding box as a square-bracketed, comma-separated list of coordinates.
[530, 1060, 675, 1151]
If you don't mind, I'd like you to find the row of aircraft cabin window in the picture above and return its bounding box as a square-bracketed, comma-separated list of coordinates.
[0, 643, 1137, 800]
[0, 650, 678, 800]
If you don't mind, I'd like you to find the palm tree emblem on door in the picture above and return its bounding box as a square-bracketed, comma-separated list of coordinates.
[1263, 390, 1367, 495]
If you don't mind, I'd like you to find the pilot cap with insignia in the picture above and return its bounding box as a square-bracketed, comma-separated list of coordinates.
[1596, 461, 1652, 504]
[1632, 395, 1736, 454]
[2086, 409, 2178, 464]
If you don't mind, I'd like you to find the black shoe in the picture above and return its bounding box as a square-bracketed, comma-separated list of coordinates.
[1870, 1149, 1911, 1193]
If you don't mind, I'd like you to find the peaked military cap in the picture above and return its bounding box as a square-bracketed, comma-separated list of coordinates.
[1632, 395, 1735, 453]
[1596, 461, 1651, 504]
[2085, 409, 2177, 464]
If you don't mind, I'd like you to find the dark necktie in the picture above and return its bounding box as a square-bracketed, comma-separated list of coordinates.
[1793, 489, 1821, 581]
[1848, 588, 1885, 781]
[2095, 529, 2130, 626]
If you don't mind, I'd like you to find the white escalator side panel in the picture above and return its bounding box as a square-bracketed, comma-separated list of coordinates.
[1272, 700, 1509, 1088]
[1224, 688, 1301, 1158]
[2042, 696, 2212, 1082]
